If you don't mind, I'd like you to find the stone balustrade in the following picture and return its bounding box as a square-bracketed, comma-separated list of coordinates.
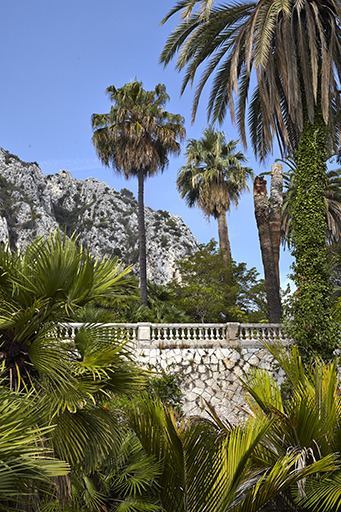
[60, 322, 288, 346]
[57, 322, 288, 423]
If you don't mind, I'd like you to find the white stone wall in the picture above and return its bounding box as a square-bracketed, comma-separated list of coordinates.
[135, 342, 286, 423]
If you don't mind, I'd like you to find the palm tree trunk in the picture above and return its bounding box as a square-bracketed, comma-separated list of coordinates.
[138, 168, 148, 306]
[269, 162, 283, 289]
[253, 176, 281, 323]
[53, 474, 72, 506]
[290, 110, 337, 360]
[217, 210, 232, 262]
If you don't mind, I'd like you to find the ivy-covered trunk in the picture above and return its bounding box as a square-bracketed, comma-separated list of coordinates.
[290, 111, 338, 361]
[138, 168, 148, 306]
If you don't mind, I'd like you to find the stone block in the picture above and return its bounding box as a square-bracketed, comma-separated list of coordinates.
[194, 380, 205, 390]
[248, 355, 260, 366]
[223, 358, 235, 370]
[210, 354, 218, 364]
[194, 353, 201, 364]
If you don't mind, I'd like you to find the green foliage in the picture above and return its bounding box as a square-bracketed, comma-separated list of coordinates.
[241, 341, 341, 511]
[289, 114, 339, 361]
[145, 364, 183, 415]
[0, 366, 69, 510]
[0, 230, 148, 510]
[53, 201, 93, 237]
[280, 159, 341, 247]
[169, 240, 267, 323]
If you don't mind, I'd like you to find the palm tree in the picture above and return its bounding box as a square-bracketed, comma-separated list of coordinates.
[177, 127, 253, 262]
[92, 80, 185, 306]
[253, 163, 283, 322]
[0, 231, 146, 506]
[160, 0, 341, 159]
[0, 370, 69, 511]
[240, 340, 341, 510]
[125, 394, 338, 512]
[160, 0, 341, 358]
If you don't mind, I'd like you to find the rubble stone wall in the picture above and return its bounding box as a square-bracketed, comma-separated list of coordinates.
[135, 341, 285, 423]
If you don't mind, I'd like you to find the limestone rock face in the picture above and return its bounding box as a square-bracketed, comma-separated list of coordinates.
[0, 148, 199, 283]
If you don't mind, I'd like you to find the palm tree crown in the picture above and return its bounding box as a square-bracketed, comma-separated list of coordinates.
[177, 127, 253, 260]
[92, 80, 185, 305]
[161, 0, 341, 160]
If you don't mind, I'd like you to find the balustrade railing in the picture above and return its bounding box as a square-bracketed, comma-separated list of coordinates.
[151, 323, 227, 343]
[239, 324, 287, 342]
[57, 322, 288, 346]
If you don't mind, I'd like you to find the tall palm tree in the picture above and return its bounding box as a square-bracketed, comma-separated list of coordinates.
[92, 80, 185, 306]
[160, 0, 341, 159]
[161, 0, 341, 358]
[253, 163, 283, 322]
[177, 127, 252, 262]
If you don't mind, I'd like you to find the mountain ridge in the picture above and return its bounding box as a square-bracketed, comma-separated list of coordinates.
[0, 148, 199, 284]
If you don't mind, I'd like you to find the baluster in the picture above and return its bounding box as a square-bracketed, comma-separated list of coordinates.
[198, 327, 203, 341]
[151, 325, 156, 341]
[175, 327, 180, 341]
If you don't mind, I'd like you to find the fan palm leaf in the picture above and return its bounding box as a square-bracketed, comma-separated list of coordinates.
[0, 367, 69, 509]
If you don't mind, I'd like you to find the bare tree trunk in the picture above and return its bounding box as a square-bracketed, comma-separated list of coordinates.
[254, 176, 281, 323]
[138, 168, 148, 306]
[53, 474, 72, 507]
[269, 163, 283, 289]
[217, 210, 231, 262]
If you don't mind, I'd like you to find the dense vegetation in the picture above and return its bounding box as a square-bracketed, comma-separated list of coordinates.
[2, 233, 341, 511]
[4, 0, 341, 508]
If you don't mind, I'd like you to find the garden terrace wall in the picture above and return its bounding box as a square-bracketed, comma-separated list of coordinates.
[64, 323, 288, 423]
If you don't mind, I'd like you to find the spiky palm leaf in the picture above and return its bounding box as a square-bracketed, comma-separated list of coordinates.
[239, 340, 341, 510]
[161, 0, 341, 160]
[125, 395, 339, 512]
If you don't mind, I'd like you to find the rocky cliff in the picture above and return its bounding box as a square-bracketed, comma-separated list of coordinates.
[0, 148, 199, 284]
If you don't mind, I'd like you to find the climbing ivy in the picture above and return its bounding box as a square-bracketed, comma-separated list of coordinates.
[289, 110, 339, 361]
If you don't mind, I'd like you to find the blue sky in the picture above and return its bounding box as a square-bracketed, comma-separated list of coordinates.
[0, 0, 294, 286]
